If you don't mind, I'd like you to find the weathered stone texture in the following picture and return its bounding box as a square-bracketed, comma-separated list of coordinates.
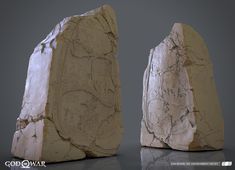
[11, 5, 123, 162]
[141, 23, 224, 151]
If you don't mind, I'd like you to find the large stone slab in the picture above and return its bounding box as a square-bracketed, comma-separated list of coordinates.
[11, 5, 123, 162]
[141, 23, 224, 151]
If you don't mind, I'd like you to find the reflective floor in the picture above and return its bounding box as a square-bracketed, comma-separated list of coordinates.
[6, 143, 234, 170]
[140, 147, 227, 170]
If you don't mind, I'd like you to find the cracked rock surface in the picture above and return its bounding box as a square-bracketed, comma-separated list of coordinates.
[11, 5, 123, 162]
[141, 23, 224, 151]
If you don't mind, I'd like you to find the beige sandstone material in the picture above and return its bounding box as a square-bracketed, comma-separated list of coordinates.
[141, 23, 224, 151]
[11, 5, 123, 162]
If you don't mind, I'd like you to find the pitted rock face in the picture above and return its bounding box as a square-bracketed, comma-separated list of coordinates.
[11, 5, 123, 162]
[141, 23, 224, 151]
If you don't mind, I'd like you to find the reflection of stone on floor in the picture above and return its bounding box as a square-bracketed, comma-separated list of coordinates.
[11, 157, 121, 170]
[85, 157, 121, 170]
[140, 147, 226, 170]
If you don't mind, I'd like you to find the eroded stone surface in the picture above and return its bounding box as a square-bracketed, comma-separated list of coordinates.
[141, 23, 224, 151]
[11, 5, 123, 162]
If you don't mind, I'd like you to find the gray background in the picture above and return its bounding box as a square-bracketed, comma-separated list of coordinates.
[0, 0, 235, 169]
